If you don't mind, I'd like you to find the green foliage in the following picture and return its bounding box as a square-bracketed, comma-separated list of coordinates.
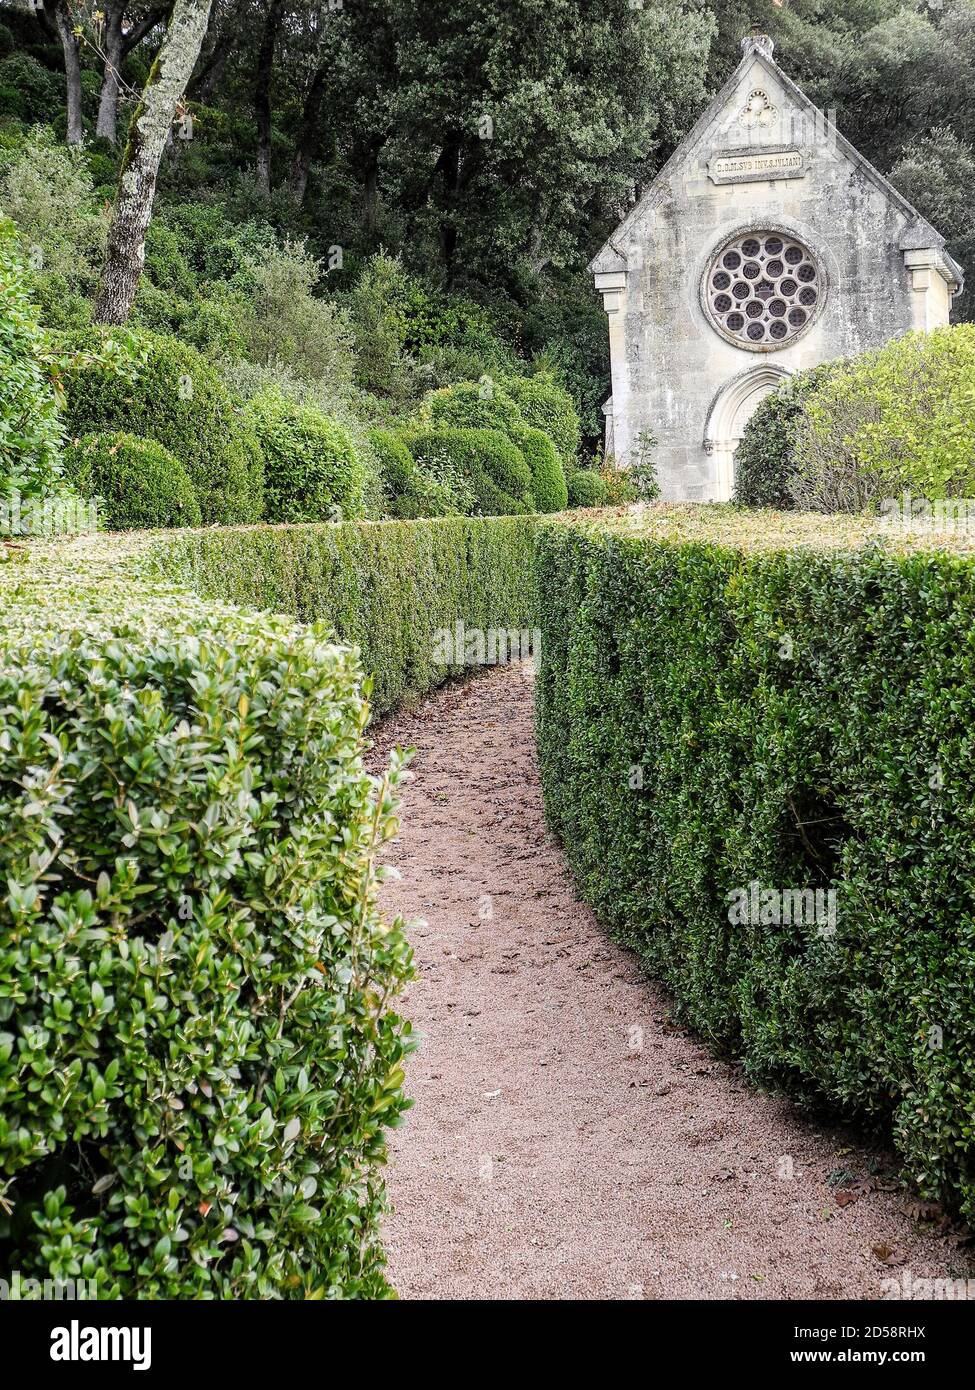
[155, 204, 276, 284]
[132, 280, 246, 359]
[60, 328, 264, 524]
[417, 376, 573, 505]
[143, 221, 198, 298]
[512, 425, 567, 513]
[891, 128, 975, 323]
[247, 390, 365, 523]
[368, 427, 415, 496]
[418, 379, 523, 435]
[567, 469, 608, 508]
[158, 514, 540, 716]
[384, 0, 713, 285]
[63, 432, 202, 531]
[228, 241, 355, 392]
[0, 127, 108, 299]
[789, 328, 975, 511]
[0, 219, 62, 504]
[406, 427, 532, 515]
[732, 369, 836, 510]
[346, 253, 418, 402]
[0, 561, 414, 1298]
[392, 276, 517, 386]
[519, 279, 609, 445]
[367, 427, 467, 519]
[535, 513, 975, 1224]
[0, 55, 62, 126]
[501, 373, 580, 470]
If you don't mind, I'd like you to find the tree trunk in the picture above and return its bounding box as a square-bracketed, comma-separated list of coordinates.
[362, 157, 379, 236]
[438, 139, 461, 285]
[96, 2, 126, 144]
[189, 0, 244, 102]
[288, 58, 328, 205]
[46, 0, 84, 145]
[254, 0, 285, 197]
[94, 0, 213, 326]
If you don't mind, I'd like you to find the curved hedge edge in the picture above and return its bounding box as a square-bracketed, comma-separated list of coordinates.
[0, 553, 415, 1299]
[535, 519, 975, 1224]
[147, 514, 543, 717]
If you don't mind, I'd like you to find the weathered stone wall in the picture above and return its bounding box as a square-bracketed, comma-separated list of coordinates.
[596, 49, 957, 501]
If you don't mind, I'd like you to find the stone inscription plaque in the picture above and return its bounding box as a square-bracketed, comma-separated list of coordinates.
[707, 146, 805, 185]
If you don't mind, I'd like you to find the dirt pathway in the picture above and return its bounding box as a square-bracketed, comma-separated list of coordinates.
[372, 666, 970, 1301]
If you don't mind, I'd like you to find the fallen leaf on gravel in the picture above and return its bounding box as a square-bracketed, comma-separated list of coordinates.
[906, 1199, 944, 1224]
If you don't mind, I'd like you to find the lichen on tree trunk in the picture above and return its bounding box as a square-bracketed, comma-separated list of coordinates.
[94, 0, 213, 326]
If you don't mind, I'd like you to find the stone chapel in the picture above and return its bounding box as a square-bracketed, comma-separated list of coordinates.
[589, 29, 965, 501]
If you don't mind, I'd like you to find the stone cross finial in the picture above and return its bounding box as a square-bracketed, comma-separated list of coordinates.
[741, 25, 775, 59]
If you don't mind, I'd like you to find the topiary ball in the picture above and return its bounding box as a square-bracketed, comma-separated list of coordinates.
[63, 431, 202, 531]
[59, 327, 264, 524]
[501, 373, 581, 471]
[567, 469, 609, 508]
[247, 389, 365, 523]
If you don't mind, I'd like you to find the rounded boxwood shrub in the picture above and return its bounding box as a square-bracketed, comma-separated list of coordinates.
[63, 431, 202, 531]
[789, 327, 975, 512]
[501, 373, 581, 470]
[567, 469, 608, 508]
[366, 426, 463, 518]
[247, 389, 364, 522]
[417, 376, 579, 491]
[733, 363, 838, 510]
[0, 576, 414, 1298]
[59, 327, 264, 524]
[512, 425, 567, 512]
[407, 427, 532, 515]
[417, 378, 523, 436]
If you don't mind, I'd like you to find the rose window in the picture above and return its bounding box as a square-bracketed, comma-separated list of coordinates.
[704, 232, 823, 349]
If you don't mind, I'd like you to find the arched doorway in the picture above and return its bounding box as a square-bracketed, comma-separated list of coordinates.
[704, 365, 792, 501]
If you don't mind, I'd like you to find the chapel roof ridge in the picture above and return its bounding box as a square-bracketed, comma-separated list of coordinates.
[587, 27, 964, 293]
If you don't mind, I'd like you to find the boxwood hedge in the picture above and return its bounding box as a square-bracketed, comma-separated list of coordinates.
[59, 328, 264, 526]
[0, 554, 414, 1298]
[246, 390, 365, 523]
[536, 511, 975, 1220]
[63, 432, 202, 531]
[405, 428, 533, 516]
[158, 515, 540, 716]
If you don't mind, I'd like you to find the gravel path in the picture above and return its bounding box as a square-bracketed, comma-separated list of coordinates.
[372, 665, 971, 1301]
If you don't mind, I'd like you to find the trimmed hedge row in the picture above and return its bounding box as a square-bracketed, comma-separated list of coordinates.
[0, 554, 414, 1298]
[155, 515, 540, 716]
[535, 513, 975, 1221]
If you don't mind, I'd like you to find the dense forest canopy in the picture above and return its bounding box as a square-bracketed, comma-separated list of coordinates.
[1, 0, 973, 444]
